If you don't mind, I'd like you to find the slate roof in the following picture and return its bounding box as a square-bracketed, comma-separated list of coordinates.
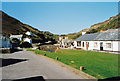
[76, 29, 120, 41]
[76, 33, 100, 41]
[62, 39, 74, 43]
[94, 30, 120, 41]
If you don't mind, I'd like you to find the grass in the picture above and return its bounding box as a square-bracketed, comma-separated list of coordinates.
[27, 49, 119, 79]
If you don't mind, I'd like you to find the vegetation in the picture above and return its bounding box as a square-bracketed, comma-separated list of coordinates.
[38, 45, 57, 52]
[66, 14, 120, 39]
[27, 49, 119, 79]
[66, 33, 82, 40]
[19, 41, 32, 48]
[1, 11, 59, 43]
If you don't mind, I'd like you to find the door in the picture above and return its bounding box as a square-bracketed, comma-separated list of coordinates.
[86, 42, 89, 50]
[100, 42, 103, 50]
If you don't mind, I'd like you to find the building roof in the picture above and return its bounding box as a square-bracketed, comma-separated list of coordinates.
[76, 29, 120, 41]
[10, 35, 23, 38]
[76, 33, 100, 41]
[62, 39, 74, 43]
[94, 30, 120, 41]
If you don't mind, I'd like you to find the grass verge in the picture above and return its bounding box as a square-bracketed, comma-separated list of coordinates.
[27, 48, 119, 79]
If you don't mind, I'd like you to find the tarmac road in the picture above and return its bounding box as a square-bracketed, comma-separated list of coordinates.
[1, 50, 85, 80]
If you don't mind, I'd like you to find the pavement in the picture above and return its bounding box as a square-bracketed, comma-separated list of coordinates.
[1, 50, 87, 80]
[92, 50, 120, 54]
[60, 47, 120, 54]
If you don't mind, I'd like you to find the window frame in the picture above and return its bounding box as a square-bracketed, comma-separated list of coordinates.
[94, 42, 98, 48]
[106, 43, 112, 48]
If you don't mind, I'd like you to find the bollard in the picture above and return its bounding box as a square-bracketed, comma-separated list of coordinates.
[80, 66, 84, 71]
[56, 57, 59, 60]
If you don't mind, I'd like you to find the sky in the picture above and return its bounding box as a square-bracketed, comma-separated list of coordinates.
[2, 2, 118, 35]
[1, 0, 120, 2]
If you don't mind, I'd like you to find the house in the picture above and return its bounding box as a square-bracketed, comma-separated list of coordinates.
[10, 35, 23, 41]
[62, 39, 74, 47]
[58, 36, 68, 45]
[23, 37, 32, 44]
[58, 36, 74, 47]
[74, 29, 120, 52]
[10, 31, 33, 44]
[25, 31, 34, 36]
[59, 36, 68, 41]
[0, 34, 12, 48]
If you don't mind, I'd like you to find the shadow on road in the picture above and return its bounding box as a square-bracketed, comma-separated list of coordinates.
[2, 76, 45, 81]
[0, 58, 28, 67]
[98, 77, 120, 81]
[11, 49, 23, 53]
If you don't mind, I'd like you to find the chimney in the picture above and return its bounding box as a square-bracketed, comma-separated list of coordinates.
[82, 31, 86, 35]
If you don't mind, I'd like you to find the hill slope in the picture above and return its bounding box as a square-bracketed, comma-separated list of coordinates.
[67, 14, 120, 39]
[1, 11, 58, 43]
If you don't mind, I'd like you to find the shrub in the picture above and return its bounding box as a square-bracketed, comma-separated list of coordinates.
[11, 38, 20, 43]
[19, 41, 32, 48]
[38, 45, 57, 52]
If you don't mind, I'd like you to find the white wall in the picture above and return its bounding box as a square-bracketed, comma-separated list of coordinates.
[112, 41, 120, 51]
[25, 31, 34, 36]
[75, 40, 120, 52]
[118, 41, 120, 51]
[74, 41, 77, 47]
[92, 41, 100, 50]
[23, 38, 32, 44]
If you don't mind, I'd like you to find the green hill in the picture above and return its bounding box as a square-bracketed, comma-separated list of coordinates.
[1, 11, 59, 43]
[67, 14, 120, 39]
[1, 11, 120, 41]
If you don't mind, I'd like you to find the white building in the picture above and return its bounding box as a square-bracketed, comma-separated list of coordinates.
[10, 35, 23, 41]
[25, 31, 34, 36]
[59, 36, 68, 41]
[62, 39, 74, 47]
[23, 38, 32, 44]
[0, 34, 12, 48]
[74, 29, 120, 52]
[58, 36, 73, 47]
[10, 31, 33, 44]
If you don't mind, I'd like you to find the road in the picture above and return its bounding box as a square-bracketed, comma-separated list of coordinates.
[1, 50, 85, 80]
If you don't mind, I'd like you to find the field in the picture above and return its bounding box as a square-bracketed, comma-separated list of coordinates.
[27, 49, 119, 79]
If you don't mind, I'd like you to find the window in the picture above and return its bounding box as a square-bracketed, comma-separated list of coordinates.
[100, 42, 103, 47]
[94, 42, 98, 48]
[87, 42, 89, 47]
[83, 42, 84, 47]
[77, 41, 81, 46]
[106, 43, 112, 48]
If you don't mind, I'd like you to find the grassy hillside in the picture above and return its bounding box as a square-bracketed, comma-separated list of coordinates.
[67, 14, 120, 39]
[1, 11, 59, 43]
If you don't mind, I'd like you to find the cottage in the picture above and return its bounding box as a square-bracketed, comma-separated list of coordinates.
[74, 29, 120, 52]
[10, 31, 33, 44]
[25, 31, 34, 36]
[23, 37, 32, 44]
[62, 39, 74, 47]
[10, 35, 23, 41]
[58, 36, 68, 46]
[58, 36, 73, 47]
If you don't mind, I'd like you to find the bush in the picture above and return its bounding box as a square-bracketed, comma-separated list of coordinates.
[11, 38, 20, 43]
[19, 41, 32, 48]
[38, 45, 57, 52]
